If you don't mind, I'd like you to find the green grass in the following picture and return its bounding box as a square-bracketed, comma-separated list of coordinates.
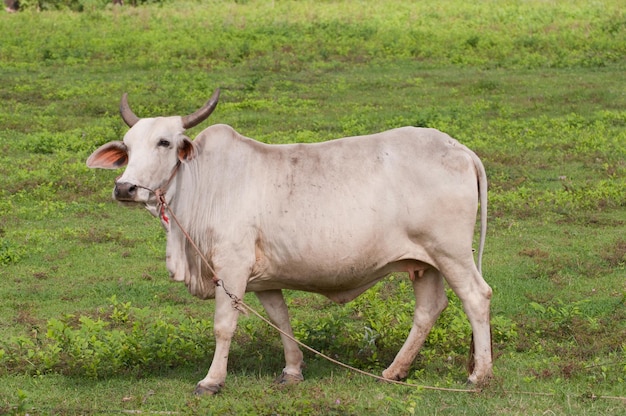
[1, 0, 626, 414]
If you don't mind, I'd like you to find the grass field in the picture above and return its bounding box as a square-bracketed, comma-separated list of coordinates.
[1, 0, 625, 414]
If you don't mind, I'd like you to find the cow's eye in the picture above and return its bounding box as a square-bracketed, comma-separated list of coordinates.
[158, 139, 170, 148]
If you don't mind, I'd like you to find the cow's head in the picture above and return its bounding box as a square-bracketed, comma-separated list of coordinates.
[87, 89, 220, 204]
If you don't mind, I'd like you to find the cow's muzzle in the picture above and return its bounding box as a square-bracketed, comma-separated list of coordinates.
[114, 182, 138, 201]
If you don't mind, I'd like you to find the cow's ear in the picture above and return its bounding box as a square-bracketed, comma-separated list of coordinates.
[178, 137, 197, 162]
[86, 141, 128, 169]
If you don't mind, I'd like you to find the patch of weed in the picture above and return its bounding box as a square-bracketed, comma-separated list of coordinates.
[0, 239, 24, 266]
[0, 296, 215, 378]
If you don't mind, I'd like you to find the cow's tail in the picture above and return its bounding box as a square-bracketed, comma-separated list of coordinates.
[470, 150, 488, 276]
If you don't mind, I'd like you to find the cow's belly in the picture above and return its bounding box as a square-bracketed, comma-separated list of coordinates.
[246, 255, 431, 303]
[244, 204, 437, 299]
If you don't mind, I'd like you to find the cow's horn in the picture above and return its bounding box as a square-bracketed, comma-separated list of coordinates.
[181, 88, 220, 129]
[120, 93, 140, 127]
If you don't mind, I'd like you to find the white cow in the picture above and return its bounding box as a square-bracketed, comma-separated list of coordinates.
[87, 89, 492, 395]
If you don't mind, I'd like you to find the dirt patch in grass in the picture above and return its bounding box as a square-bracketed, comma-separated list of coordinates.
[602, 238, 626, 268]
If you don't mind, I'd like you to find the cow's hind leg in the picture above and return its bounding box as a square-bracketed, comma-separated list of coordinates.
[440, 261, 493, 385]
[255, 290, 305, 384]
[382, 268, 448, 381]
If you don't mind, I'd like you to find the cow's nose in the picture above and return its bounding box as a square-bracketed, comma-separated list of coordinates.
[114, 182, 137, 200]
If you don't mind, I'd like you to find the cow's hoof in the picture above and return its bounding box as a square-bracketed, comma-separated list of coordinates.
[381, 368, 406, 382]
[378, 375, 402, 383]
[466, 375, 492, 389]
[194, 383, 222, 396]
[275, 371, 304, 385]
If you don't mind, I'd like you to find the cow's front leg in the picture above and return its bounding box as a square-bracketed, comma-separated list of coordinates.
[255, 290, 304, 384]
[194, 277, 246, 395]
